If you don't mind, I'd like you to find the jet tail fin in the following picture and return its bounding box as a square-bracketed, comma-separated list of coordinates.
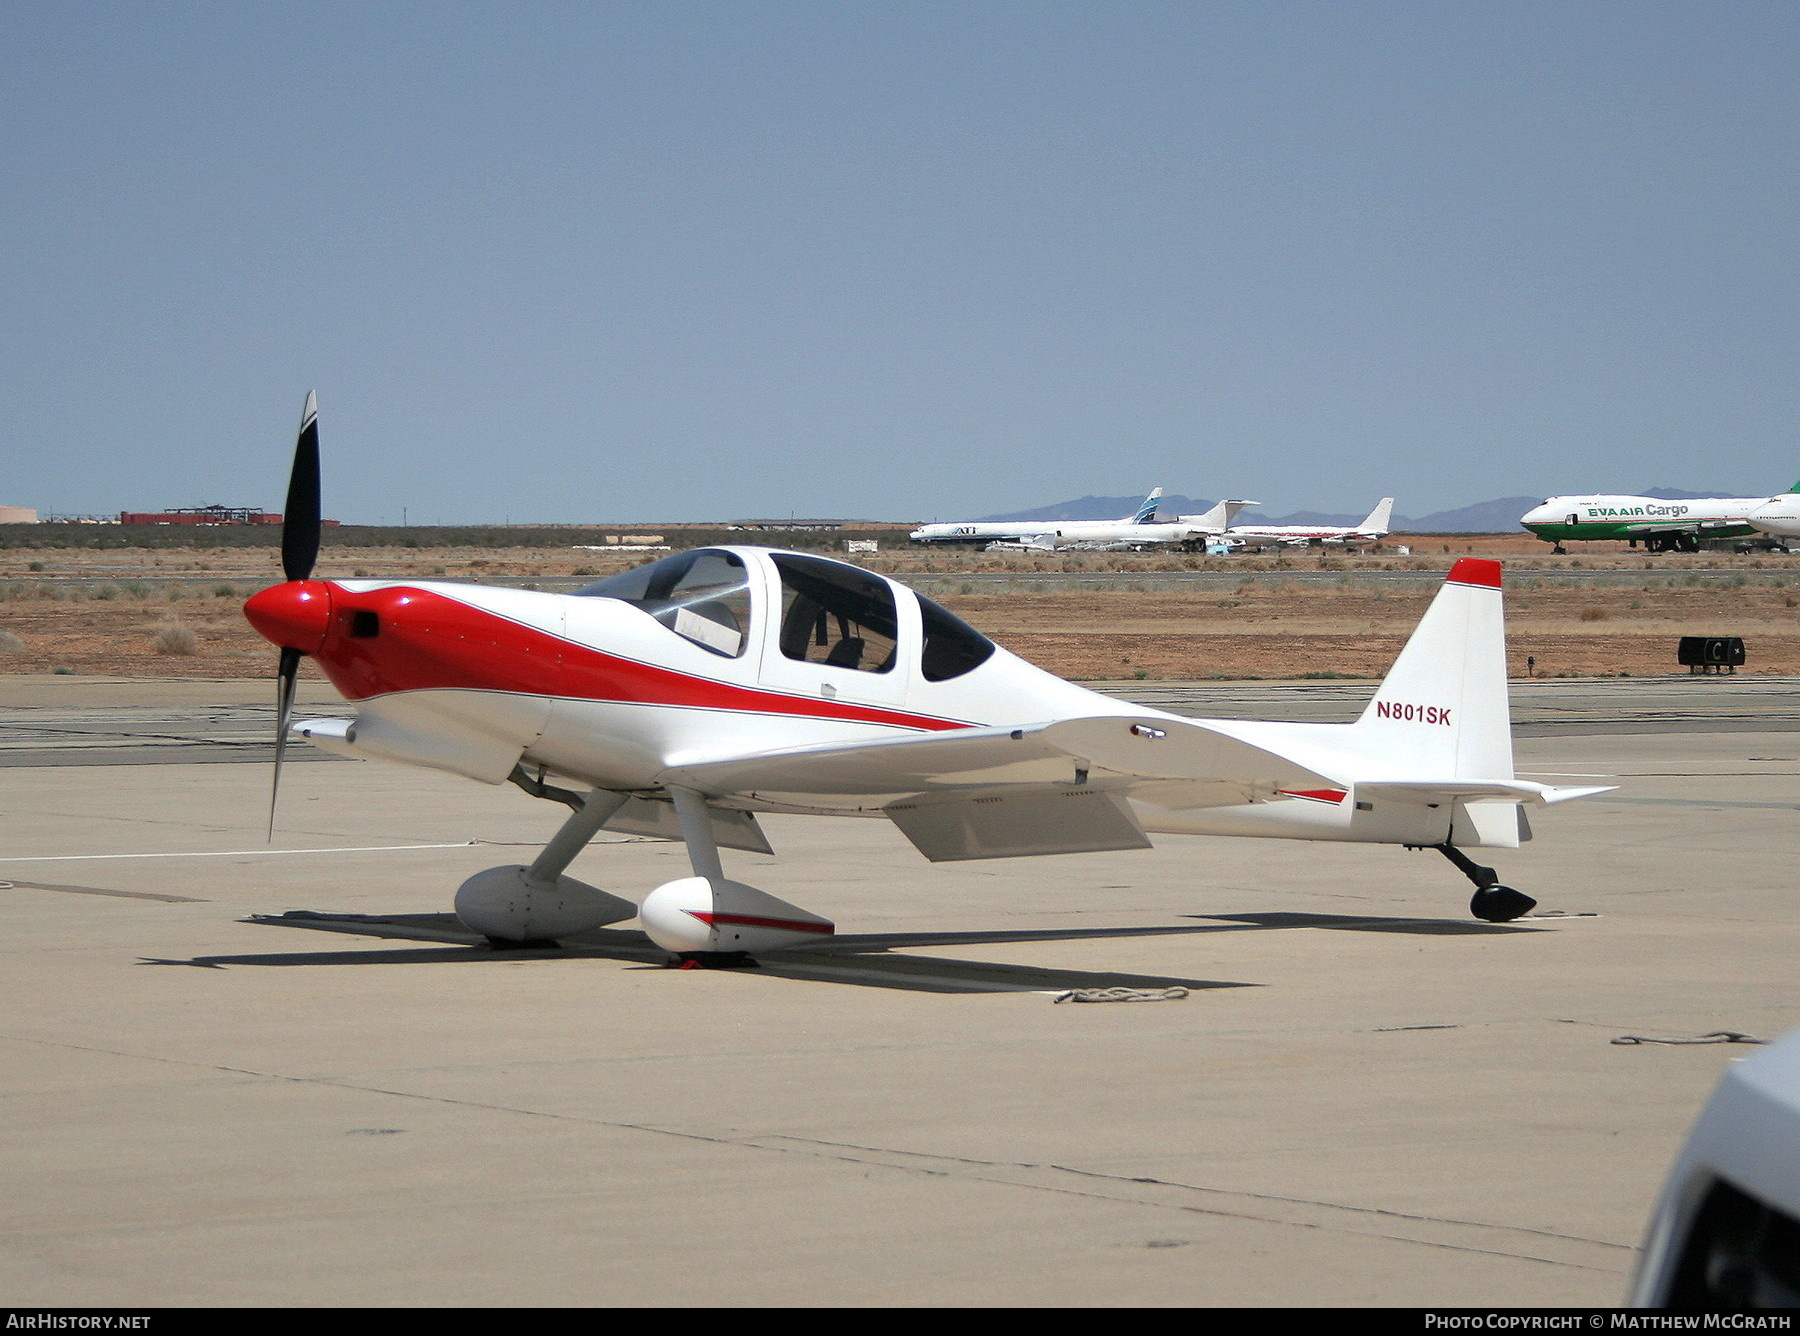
[1127, 488, 1164, 523]
[1178, 498, 1259, 530]
[1353, 558, 1511, 780]
[1359, 497, 1395, 534]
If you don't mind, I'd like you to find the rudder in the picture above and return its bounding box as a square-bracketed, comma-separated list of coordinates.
[1360, 497, 1395, 534]
[1354, 558, 1512, 781]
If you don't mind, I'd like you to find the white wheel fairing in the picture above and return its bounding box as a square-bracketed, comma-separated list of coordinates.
[455, 865, 637, 942]
[639, 877, 834, 955]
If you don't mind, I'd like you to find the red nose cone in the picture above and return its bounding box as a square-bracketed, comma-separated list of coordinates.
[244, 580, 333, 654]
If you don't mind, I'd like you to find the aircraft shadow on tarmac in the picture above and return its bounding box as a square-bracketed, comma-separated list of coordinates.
[1188, 911, 1543, 936]
[135, 907, 1536, 995]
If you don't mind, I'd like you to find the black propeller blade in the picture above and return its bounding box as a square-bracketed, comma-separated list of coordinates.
[270, 391, 322, 837]
[282, 390, 322, 583]
[270, 645, 302, 839]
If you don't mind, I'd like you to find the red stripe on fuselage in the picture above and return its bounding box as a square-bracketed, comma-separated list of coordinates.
[310, 584, 970, 734]
[689, 911, 835, 935]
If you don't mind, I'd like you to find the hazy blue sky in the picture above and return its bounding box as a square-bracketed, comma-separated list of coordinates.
[3, 2, 1796, 523]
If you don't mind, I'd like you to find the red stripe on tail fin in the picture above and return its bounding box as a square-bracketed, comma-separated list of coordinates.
[1447, 558, 1502, 589]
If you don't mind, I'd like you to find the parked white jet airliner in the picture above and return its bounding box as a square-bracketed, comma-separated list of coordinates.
[245, 400, 1605, 963]
[1519, 493, 1773, 552]
[1227, 498, 1396, 548]
[995, 498, 1257, 551]
[1741, 484, 1800, 544]
[909, 489, 1163, 546]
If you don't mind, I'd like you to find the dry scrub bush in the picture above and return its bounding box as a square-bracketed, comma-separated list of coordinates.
[152, 624, 200, 656]
[1579, 607, 1610, 622]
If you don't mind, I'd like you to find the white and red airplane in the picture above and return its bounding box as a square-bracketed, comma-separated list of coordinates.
[245, 398, 1604, 962]
[1226, 497, 1396, 548]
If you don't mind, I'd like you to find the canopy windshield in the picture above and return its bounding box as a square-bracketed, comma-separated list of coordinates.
[575, 550, 751, 658]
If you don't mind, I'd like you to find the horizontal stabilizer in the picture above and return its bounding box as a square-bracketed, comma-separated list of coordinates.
[1355, 779, 1615, 807]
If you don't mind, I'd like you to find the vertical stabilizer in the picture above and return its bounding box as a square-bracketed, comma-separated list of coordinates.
[1179, 498, 1259, 530]
[1355, 558, 1512, 780]
[1359, 497, 1395, 534]
[1183, 499, 1229, 529]
[1128, 488, 1163, 523]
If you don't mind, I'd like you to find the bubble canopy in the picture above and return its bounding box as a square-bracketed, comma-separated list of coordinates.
[577, 549, 995, 681]
[576, 549, 751, 658]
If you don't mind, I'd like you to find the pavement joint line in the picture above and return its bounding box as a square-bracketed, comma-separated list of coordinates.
[0, 1033, 1628, 1273]
[0, 880, 206, 903]
[0, 842, 480, 863]
[753, 1136, 1632, 1256]
[728, 1136, 1629, 1272]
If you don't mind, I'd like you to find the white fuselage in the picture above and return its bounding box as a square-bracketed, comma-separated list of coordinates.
[1226, 498, 1393, 548]
[1519, 494, 1769, 542]
[993, 519, 1230, 550]
[1226, 525, 1383, 546]
[910, 517, 1157, 546]
[260, 547, 1511, 852]
[1748, 494, 1800, 538]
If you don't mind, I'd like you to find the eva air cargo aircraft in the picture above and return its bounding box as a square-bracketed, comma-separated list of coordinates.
[1520, 486, 1800, 553]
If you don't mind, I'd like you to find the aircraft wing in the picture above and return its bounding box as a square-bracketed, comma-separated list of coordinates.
[660, 716, 1340, 862]
[663, 715, 1337, 798]
[1617, 519, 1740, 535]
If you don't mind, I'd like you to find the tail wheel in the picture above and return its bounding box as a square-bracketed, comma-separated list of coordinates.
[1470, 885, 1537, 923]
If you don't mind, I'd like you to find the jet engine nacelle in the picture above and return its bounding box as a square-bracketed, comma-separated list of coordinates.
[454, 865, 637, 944]
[639, 876, 835, 955]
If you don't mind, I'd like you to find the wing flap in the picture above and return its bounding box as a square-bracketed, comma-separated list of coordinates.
[886, 787, 1152, 862]
[601, 795, 774, 854]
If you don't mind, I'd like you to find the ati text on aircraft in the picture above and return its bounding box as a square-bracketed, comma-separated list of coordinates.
[908, 488, 1164, 547]
[245, 398, 1606, 961]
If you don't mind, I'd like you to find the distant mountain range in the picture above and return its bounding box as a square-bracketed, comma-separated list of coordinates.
[973, 488, 1752, 533]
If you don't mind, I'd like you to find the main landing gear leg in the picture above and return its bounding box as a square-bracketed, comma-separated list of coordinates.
[454, 788, 637, 946]
[639, 786, 834, 966]
[1434, 843, 1537, 923]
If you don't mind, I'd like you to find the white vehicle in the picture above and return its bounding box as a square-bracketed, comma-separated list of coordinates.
[246, 398, 1605, 958]
[1227, 498, 1395, 549]
[992, 498, 1258, 552]
[910, 488, 1163, 546]
[1629, 1030, 1800, 1308]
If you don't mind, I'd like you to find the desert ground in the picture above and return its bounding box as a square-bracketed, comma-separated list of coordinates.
[1, 531, 1797, 681]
